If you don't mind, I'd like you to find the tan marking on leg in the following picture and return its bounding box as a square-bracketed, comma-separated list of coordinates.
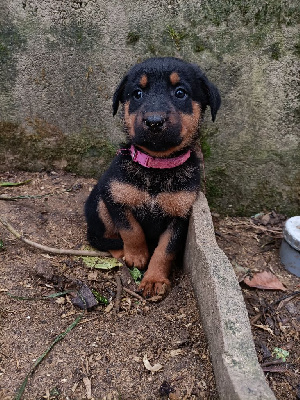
[124, 101, 136, 138]
[98, 200, 118, 238]
[139, 230, 173, 297]
[119, 211, 149, 269]
[139, 74, 148, 88]
[170, 71, 180, 85]
[98, 200, 123, 258]
[156, 191, 197, 217]
[110, 181, 150, 207]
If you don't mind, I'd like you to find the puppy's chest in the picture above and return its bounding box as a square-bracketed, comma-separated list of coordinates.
[109, 179, 197, 218]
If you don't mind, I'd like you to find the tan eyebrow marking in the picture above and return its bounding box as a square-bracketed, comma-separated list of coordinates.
[170, 72, 180, 85]
[139, 74, 148, 88]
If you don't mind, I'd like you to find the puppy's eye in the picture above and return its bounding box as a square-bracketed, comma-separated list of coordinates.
[133, 89, 143, 100]
[174, 88, 187, 99]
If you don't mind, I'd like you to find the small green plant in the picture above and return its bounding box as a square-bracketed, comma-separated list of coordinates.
[166, 25, 186, 50]
[91, 289, 109, 305]
[269, 42, 281, 60]
[130, 267, 143, 284]
[272, 347, 289, 362]
[126, 31, 140, 45]
[0, 239, 5, 251]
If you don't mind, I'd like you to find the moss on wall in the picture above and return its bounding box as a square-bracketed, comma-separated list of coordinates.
[0, 120, 116, 177]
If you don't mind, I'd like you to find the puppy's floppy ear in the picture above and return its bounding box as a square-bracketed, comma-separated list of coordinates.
[112, 75, 128, 116]
[194, 67, 221, 122]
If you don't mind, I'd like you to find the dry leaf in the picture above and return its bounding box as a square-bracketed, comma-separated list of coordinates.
[41, 254, 51, 259]
[55, 297, 66, 305]
[254, 324, 275, 336]
[244, 270, 287, 291]
[143, 354, 163, 374]
[87, 271, 98, 281]
[170, 349, 183, 357]
[71, 382, 79, 393]
[83, 376, 92, 399]
[105, 303, 114, 313]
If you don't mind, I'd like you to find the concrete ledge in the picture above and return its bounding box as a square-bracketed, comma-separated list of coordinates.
[184, 193, 276, 400]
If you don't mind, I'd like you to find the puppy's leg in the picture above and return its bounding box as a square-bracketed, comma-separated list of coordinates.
[139, 217, 188, 297]
[118, 211, 149, 269]
[101, 196, 149, 268]
[139, 230, 174, 297]
[87, 197, 149, 265]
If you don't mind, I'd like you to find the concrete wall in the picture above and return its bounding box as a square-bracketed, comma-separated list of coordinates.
[0, 1, 299, 215]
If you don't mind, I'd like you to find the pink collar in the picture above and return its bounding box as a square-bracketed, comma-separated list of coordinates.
[129, 145, 191, 169]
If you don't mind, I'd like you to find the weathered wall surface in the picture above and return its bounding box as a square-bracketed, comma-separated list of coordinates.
[0, 1, 299, 214]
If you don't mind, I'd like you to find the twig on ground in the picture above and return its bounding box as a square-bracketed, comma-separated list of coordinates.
[0, 193, 55, 201]
[114, 275, 123, 313]
[109, 276, 145, 302]
[0, 216, 110, 257]
[123, 287, 145, 302]
[118, 258, 138, 291]
[261, 359, 285, 367]
[272, 290, 300, 307]
[109, 262, 146, 302]
[0, 186, 75, 201]
[236, 220, 283, 235]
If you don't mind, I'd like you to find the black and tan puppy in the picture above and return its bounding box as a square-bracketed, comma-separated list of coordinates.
[85, 57, 220, 297]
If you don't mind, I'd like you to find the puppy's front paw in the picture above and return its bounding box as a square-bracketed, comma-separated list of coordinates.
[124, 247, 149, 270]
[139, 274, 171, 299]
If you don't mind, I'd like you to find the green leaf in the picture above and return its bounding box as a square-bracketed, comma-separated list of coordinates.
[0, 179, 31, 187]
[81, 255, 121, 270]
[78, 246, 121, 270]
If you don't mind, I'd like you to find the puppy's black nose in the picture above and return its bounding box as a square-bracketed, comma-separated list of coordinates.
[144, 115, 165, 130]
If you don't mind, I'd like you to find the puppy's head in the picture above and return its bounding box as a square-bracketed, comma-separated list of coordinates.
[113, 57, 221, 156]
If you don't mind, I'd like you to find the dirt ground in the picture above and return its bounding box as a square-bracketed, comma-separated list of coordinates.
[0, 171, 217, 400]
[214, 213, 300, 400]
[0, 171, 299, 400]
